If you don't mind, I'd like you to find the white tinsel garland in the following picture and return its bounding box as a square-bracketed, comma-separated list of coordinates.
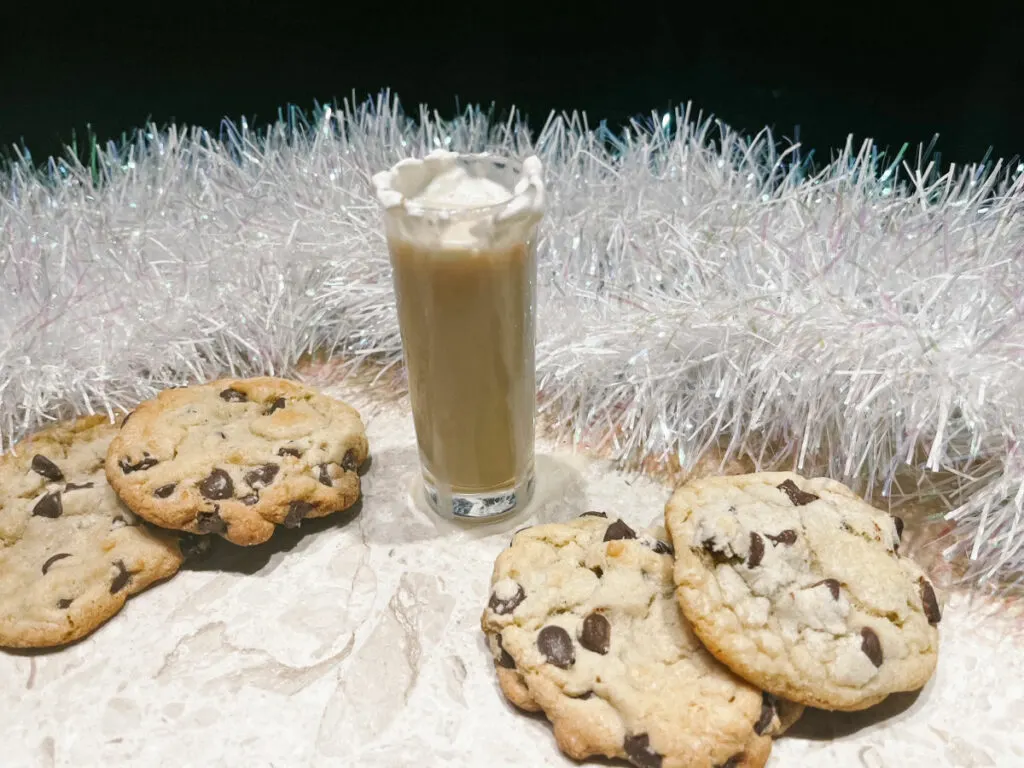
[1, 93, 1022, 587]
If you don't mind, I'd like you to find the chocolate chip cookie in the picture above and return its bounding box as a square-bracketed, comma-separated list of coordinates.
[105, 377, 369, 546]
[0, 415, 184, 648]
[665, 472, 940, 711]
[481, 514, 802, 768]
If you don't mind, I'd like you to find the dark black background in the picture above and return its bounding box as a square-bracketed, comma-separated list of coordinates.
[2, 2, 1023, 168]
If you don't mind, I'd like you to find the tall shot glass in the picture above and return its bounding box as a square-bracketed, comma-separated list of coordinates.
[372, 151, 545, 520]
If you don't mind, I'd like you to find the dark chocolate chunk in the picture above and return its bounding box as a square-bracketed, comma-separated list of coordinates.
[648, 539, 674, 556]
[31, 455, 64, 482]
[265, 397, 286, 415]
[153, 483, 177, 498]
[716, 755, 745, 768]
[219, 388, 248, 402]
[590, 566, 604, 578]
[579, 612, 611, 655]
[32, 491, 63, 519]
[919, 578, 941, 625]
[179, 534, 213, 561]
[603, 519, 637, 541]
[198, 469, 234, 500]
[65, 482, 94, 492]
[57, 598, 73, 609]
[815, 578, 841, 600]
[537, 625, 575, 669]
[766, 529, 798, 546]
[196, 509, 227, 534]
[278, 446, 303, 458]
[284, 500, 313, 528]
[317, 463, 333, 486]
[342, 449, 359, 471]
[755, 692, 778, 735]
[488, 583, 526, 615]
[245, 463, 279, 489]
[777, 478, 819, 506]
[893, 516, 905, 551]
[580, 510, 608, 518]
[860, 627, 884, 667]
[623, 734, 662, 768]
[109, 560, 132, 593]
[747, 532, 765, 567]
[41, 553, 72, 574]
[495, 634, 516, 669]
[239, 493, 259, 506]
[119, 454, 159, 474]
[702, 537, 741, 565]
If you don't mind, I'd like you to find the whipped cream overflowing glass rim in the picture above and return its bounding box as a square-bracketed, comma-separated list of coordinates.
[371, 150, 545, 222]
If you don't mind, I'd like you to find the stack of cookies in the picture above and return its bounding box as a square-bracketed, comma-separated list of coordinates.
[481, 472, 941, 768]
[0, 377, 368, 649]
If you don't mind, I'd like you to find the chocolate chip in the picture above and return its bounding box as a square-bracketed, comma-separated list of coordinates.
[590, 566, 604, 578]
[488, 583, 526, 615]
[815, 578, 841, 600]
[580, 510, 607, 518]
[648, 539, 674, 556]
[277, 446, 302, 458]
[603, 520, 636, 541]
[766, 529, 798, 546]
[32, 491, 63, 518]
[64, 482, 94, 492]
[41, 553, 71, 575]
[284, 500, 313, 528]
[537, 625, 575, 669]
[579, 612, 611, 655]
[919, 578, 941, 625]
[179, 534, 213, 561]
[219, 388, 248, 402]
[777, 478, 819, 506]
[245, 464, 279, 489]
[56, 598, 73, 609]
[120, 411, 133, 428]
[265, 397, 286, 415]
[702, 537, 741, 565]
[860, 627, 884, 667]
[109, 560, 132, 594]
[623, 734, 662, 768]
[31, 455, 64, 482]
[239, 493, 259, 506]
[716, 755, 745, 768]
[198, 469, 234, 500]
[317, 464, 333, 486]
[153, 483, 177, 498]
[495, 634, 515, 669]
[747, 532, 765, 567]
[754, 692, 778, 735]
[119, 454, 159, 474]
[196, 510, 227, 534]
[341, 449, 359, 471]
[893, 516, 905, 551]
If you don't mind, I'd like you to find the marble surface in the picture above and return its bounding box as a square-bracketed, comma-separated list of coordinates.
[2, 386, 1023, 768]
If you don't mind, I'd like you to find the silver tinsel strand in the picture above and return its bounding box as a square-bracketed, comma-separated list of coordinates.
[2, 93, 1022, 587]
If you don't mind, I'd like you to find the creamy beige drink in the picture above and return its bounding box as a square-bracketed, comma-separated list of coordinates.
[372, 151, 544, 519]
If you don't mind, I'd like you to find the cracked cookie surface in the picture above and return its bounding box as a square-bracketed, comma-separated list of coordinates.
[0, 416, 184, 648]
[106, 377, 369, 546]
[481, 514, 802, 768]
[665, 472, 940, 711]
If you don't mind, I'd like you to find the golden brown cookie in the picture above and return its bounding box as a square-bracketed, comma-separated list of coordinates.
[481, 514, 802, 768]
[665, 472, 940, 711]
[105, 377, 369, 546]
[0, 416, 183, 648]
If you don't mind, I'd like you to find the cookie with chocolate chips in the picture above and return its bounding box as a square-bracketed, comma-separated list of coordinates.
[0, 416, 184, 648]
[481, 515, 802, 768]
[665, 472, 940, 712]
[105, 377, 369, 546]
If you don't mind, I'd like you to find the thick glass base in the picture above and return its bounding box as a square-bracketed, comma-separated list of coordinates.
[423, 470, 535, 521]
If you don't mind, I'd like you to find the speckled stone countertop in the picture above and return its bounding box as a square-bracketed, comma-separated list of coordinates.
[1, 386, 1022, 767]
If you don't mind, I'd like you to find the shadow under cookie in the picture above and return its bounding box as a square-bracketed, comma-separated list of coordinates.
[785, 689, 923, 741]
